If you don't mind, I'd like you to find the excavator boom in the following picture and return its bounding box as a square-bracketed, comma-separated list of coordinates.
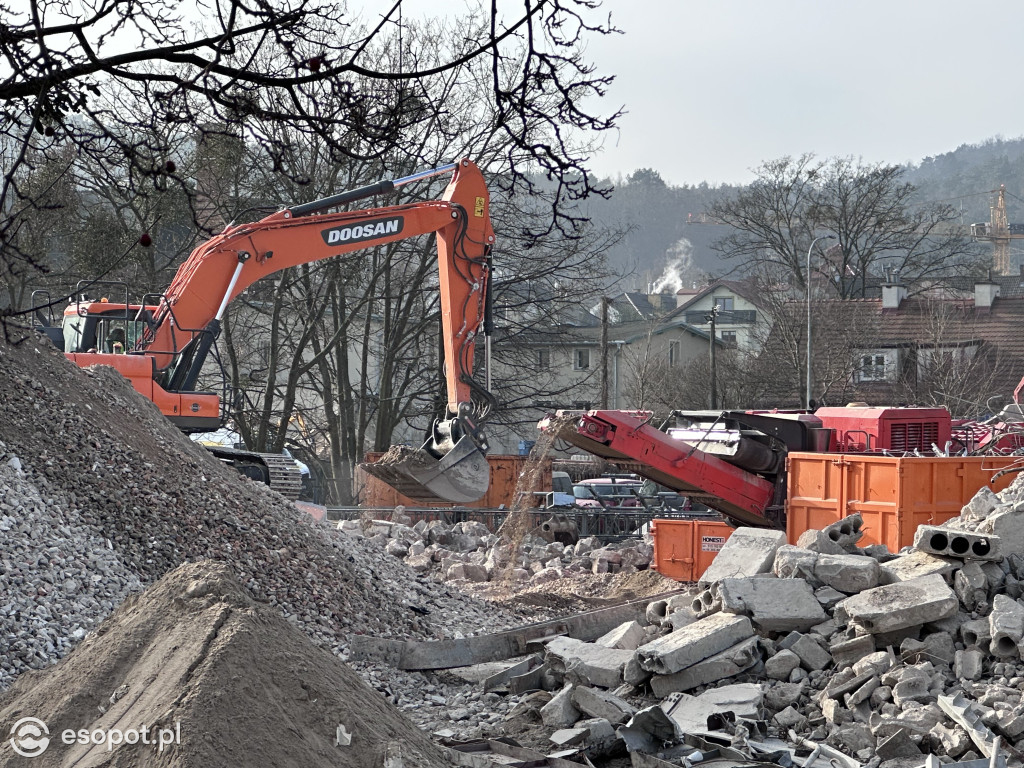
[51, 159, 496, 504]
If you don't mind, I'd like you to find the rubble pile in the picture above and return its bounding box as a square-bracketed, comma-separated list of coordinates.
[475, 481, 1024, 767]
[0, 335, 539, 693]
[338, 517, 654, 584]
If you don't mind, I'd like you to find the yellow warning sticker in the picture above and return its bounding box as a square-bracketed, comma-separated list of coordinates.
[474, 196, 486, 218]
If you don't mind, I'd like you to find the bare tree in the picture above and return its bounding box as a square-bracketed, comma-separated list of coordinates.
[709, 155, 986, 297]
[0, 0, 620, 322]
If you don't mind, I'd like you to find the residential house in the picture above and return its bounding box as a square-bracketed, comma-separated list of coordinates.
[667, 279, 773, 353]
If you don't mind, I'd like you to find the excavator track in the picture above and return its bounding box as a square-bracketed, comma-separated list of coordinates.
[205, 447, 303, 500]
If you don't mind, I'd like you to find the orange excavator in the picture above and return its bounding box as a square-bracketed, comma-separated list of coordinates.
[38, 159, 496, 503]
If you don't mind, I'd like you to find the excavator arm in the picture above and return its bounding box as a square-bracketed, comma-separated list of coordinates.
[62, 159, 496, 503]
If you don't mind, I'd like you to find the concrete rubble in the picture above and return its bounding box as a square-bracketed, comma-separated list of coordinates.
[337, 516, 659, 585]
[422, 472, 1024, 767]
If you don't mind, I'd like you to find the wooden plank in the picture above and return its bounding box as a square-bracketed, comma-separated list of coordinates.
[351, 590, 684, 670]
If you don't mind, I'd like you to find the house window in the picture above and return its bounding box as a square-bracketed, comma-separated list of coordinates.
[713, 296, 734, 312]
[573, 348, 590, 371]
[857, 352, 890, 382]
[668, 340, 681, 367]
[537, 349, 551, 370]
[720, 331, 737, 345]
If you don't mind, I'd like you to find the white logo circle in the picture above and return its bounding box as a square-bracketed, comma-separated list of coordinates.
[10, 717, 50, 758]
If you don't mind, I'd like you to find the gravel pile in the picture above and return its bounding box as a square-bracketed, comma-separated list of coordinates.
[0, 333, 538, 694]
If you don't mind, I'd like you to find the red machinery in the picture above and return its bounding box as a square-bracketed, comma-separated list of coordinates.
[540, 406, 968, 528]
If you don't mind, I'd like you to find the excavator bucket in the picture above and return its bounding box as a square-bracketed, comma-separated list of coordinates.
[360, 432, 490, 504]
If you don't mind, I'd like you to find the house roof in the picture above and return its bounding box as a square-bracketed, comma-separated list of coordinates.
[671, 278, 766, 315]
[777, 295, 1024, 391]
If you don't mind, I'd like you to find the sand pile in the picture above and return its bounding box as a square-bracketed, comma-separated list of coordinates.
[0, 560, 452, 767]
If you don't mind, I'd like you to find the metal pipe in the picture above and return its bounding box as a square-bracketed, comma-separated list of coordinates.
[215, 258, 247, 321]
[805, 234, 835, 410]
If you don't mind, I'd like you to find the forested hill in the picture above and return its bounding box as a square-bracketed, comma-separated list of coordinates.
[593, 135, 1024, 289]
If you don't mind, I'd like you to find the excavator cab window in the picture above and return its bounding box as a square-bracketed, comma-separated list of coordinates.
[96, 318, 143, 353]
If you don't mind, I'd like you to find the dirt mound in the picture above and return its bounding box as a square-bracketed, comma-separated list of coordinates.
[0, 560, 451, 767]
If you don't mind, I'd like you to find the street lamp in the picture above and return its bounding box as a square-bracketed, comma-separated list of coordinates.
[806, 234, 836, 410]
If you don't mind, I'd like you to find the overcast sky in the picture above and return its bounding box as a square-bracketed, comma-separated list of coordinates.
[400, 0, 1024, 187]
[583, 0, 1024, 186]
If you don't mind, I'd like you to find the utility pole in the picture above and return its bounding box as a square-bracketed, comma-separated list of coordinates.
[705, 305, 719, 409]
[600, 297, 610, 408]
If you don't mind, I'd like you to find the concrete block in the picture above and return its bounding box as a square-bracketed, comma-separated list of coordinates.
[594, 620, 645, 651]
[914, 525, 1001, 561]
[831, 635, 876, 667]
[844, 675, 879, 708]
[878, 550, 958, 585]
[544, 636, 634, 689]
[648, 636, 760, 696]
[961, 618, 991, 648]
[875, 729, 922, 759]
[635, 612, 754, 675]
[813, 552, 881, 593]
[772, 545, 819, 580]
[955, 561, 990, 612]
[549, 727, 588, 747]
[716, 576, 827, 632]
[796, 527, 847, 555]
[839, 574, 958, 635]
[954, 648, 984, 681]
[789, 633, 832, 671]
[978, 506, 1024, 560]
[541, 685, 581, 728]
[570, 686, 636, 725]
[765, 649, 801, 680]
[773, 705, 806, 729]
[814, 586, 847, 610]
[824, 513, 866, 548]
[763, 681, 804, 712]
[852, 650, 893, 677]
[699, 527, 787, 587]
[989, 593, 1024, 657]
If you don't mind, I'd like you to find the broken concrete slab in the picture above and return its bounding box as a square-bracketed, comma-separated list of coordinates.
[571, 685, 636, 724]
[617, 705, 678, 754]
[545, 636, 634, 689]
[812, 552, 881, 593]
[661, 683, 763, 737]
[878, 550, 958, 585]
[838, 573, 958, 635]
[774, 545, 880, 593]
[541, 684, 581, 728]
[954, 648, 985, 682]
[831, 635, 876, 667]
[351, 590, 675, 669]
[635, 612, 754, 676]
[788, 633, 832, 671]
[716, 576, 827, 632]
[988, 593, 1024, 658]
[699, 528, 787, 587]
[649, 636, 761, 696]
[594, 620, 645, 651]
[796, 527, 848, 555]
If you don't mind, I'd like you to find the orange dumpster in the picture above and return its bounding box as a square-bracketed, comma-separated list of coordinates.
[786, 452, 1020, 552]
[651, 518, 735, 583]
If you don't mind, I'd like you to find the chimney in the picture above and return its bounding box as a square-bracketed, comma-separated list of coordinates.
[881, 268, 906, 310]
[975, 270, 1000, 310]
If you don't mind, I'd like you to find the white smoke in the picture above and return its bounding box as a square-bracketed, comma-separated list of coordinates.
[650, 238, 697, 294]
